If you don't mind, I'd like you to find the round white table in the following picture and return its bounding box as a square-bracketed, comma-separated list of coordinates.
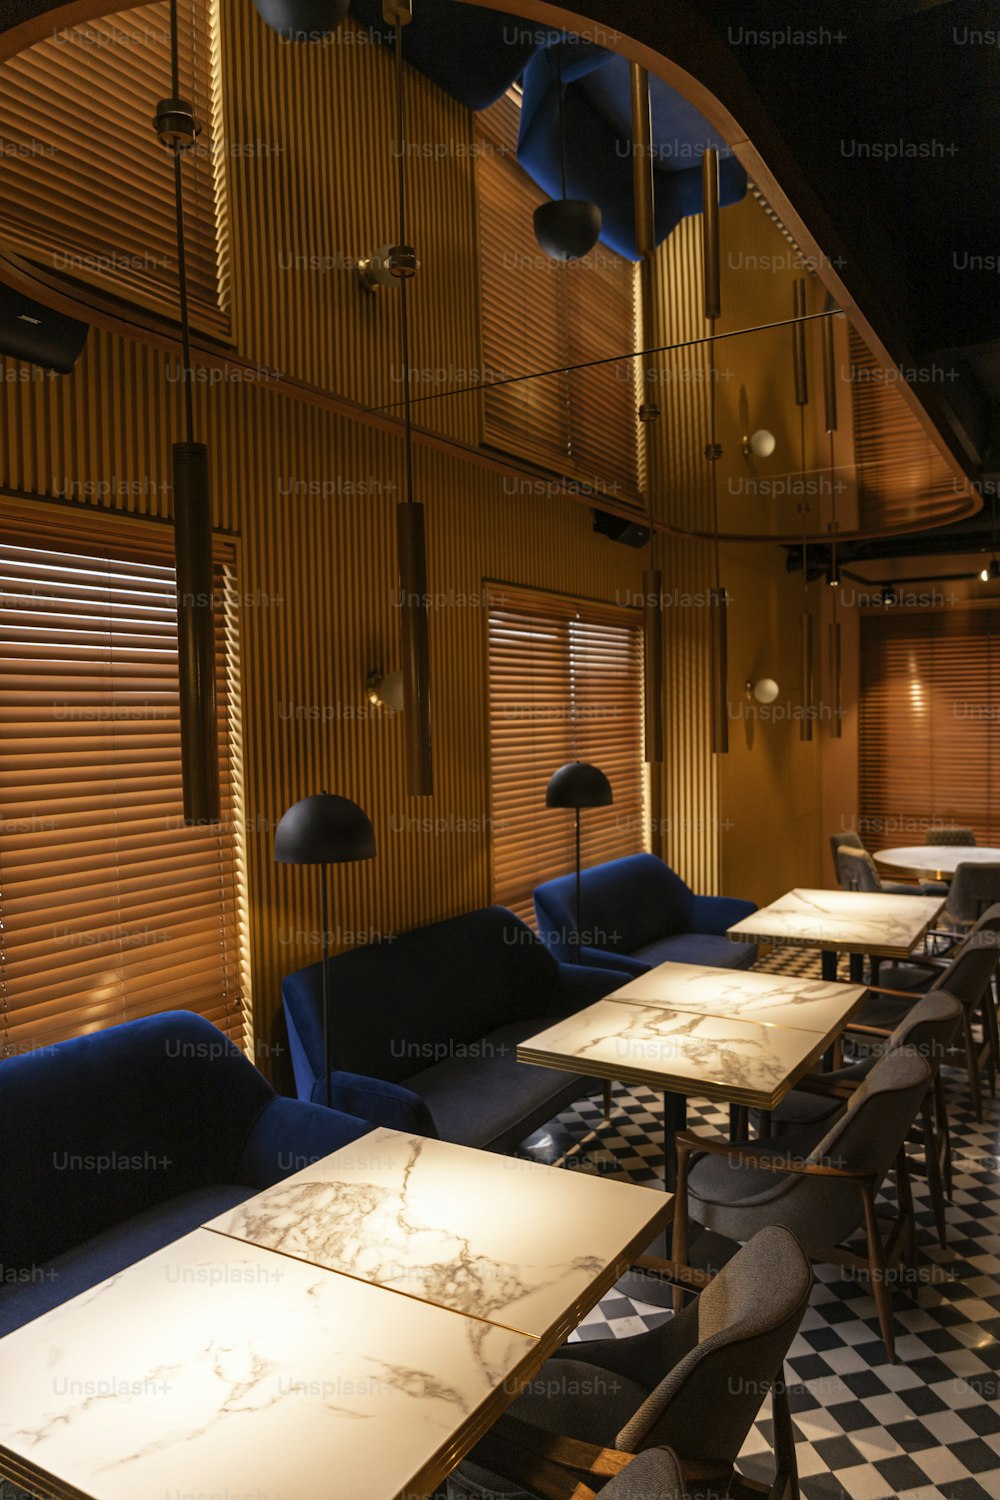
[874, 845, 1000, 880]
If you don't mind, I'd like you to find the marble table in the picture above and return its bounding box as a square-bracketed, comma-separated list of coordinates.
[0, 1133, 667, 1500]
[726, 887, 945, 981]
[517, 962, 864, 1306]
[875, 845, 1000, 881]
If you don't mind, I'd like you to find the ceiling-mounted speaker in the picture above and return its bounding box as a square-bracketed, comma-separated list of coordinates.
[250, 0, 350, 41]
[593, 509, 651, 548]
[0, 282, 87, 373]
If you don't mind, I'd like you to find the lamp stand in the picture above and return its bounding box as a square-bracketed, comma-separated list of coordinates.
[574, 806, 582, 954]
[320, 863, 332, 1108]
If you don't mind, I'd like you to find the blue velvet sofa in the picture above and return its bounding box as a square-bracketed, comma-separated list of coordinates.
[0, 1011, 372, 1336]
[533, 853, 758, 974]
[282, 905, 631, 1151]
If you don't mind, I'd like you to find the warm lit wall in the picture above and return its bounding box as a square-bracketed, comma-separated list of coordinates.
[0, 8, 647, 1071]
[648, 193, 831, 904]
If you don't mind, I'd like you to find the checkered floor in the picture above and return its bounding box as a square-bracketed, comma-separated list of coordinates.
[516, 947, 1000, 1500]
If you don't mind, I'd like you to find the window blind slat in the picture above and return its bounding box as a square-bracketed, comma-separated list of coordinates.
[0, 513, 247, 1058]
[0, 0, 227, 333]
[487, 584, 647, 923]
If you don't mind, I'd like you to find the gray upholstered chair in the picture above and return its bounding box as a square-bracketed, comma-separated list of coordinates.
[757, 992, 962, 1248]
[836, 843, 946, 898]
[940, 863, 1000, 934]
[674, 1048, 930, 1362]
[450, 1226, 810, 1500]
[857, 905, 1000, 1120]
[446, 1443, 686, 1500]
[926, 826, 977, 846]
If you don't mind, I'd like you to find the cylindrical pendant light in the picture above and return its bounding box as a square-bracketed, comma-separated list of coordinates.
[711, 588, 729, 754]
[829, 618, 843, 740]
[630, 64, 655, 259]
[397, 500, 432, 795]
[792, 277, 809, 407]
[821, 297, 838, 435]
[799, 609, 814, 743]
[643, 567, 664, 764]
[173, 441, 220, 822]
[701, 147, 721, 321]
[155, 0, 219, 824]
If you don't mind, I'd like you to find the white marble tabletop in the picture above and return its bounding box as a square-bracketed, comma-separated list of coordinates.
[875, 845, 1000, 879]
[518, 985, 863, 1110]
[609, 962, 865, 1036]
[0, 1229, 538, 1500]
[206, 1128, 667, 1343]
[726, 887, 944, 958]
[0, 1139, 667, 1500]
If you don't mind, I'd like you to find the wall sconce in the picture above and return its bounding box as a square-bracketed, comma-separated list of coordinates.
[746, 677, 780, 704]
[366, 669, 405, 712]
[741, 429, 776, 459]
[357, 245, 420, 292]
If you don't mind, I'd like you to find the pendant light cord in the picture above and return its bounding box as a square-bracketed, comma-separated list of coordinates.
[557, 58, 568, 201]
[394, 20, 415, 506]
[168, 0, 195, 444]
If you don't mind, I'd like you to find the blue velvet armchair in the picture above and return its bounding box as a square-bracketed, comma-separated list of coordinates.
[0, 1011, 373, 1336]
[533, 853, 758, 974]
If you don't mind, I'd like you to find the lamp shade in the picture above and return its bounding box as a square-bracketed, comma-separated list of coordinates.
[533, 200, 602, 261]
[274, 793, 375, 865]
[545, 762, 613, 809]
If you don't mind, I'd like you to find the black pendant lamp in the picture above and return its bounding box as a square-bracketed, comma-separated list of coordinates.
[251, 0, 350, 43]
[275, 794, 376, 1108]
[154, 0, 219, 825]
[534, 62, 601, 261]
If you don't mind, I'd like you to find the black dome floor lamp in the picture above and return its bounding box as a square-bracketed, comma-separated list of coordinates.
[546, 762, 612, 951]
[275, 793, 375, 1107]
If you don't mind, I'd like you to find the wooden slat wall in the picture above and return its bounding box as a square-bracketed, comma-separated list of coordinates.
[647, 193, 830, 903]
[0, 344, 643, 1067]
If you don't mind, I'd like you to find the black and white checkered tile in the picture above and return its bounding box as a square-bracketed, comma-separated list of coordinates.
[518, 947, 1000, 1500]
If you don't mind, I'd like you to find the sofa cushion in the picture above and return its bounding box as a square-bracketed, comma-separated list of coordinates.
[283, 907, 561, 1088]
[0, 1183, 254, 1338]
[632, 933, 757, 970]
[403, 1019, 590, 1151]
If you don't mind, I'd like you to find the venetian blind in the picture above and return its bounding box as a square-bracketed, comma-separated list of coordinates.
[487, 584, 646, 923]
[0, 503, 247, 1058]
[859, 606, 1000, 849]
[476, 92, 642, 504]
[0, 0, 228, 334]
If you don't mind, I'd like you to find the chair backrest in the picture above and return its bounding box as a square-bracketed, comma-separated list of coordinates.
[617, 1225, 811, 1466]
[836, 845, 882, 893]
[829, 829, 864, 877]
[0, 1012, 275, 1272]
[757, 1048, 932, 1253]
[534, 854, 695, 963]
[929, 906, 1000, 1003]
[282, 906, 561, 1090]
[926, 826, 977, 846]
[597, 1450, 685, 1500]
[884, 991, 962, 1070]
[944, 864, 1000, 926]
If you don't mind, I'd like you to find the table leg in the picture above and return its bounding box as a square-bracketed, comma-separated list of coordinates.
[821, 949, 837, 981]
[615, 1091, 685, 1309]
[849, 951, 864, 984]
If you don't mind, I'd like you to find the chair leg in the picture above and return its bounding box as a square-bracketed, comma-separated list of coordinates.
[934, 1072, 953, 1199]
[962, 1007, 984, 1122]
[770, 1374, 800, 1500]
[984, 991, 1000, 1090]
[895, 1144, 918, 1274]
[671, 1148, 690, 1316]
[603, 1080, 612, 1123]
[861, 1186, 897, 1363]
[921, 1093, 948, 1249]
